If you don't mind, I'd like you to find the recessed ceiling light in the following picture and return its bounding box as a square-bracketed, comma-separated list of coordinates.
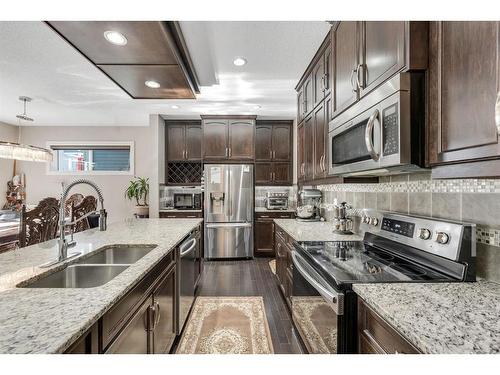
[145, 80, 161, 89]
[171, 105, 180, 109]
[233, 57, 247, 66]
[103, 31, 127, 46]
[253, 105, 261, 109]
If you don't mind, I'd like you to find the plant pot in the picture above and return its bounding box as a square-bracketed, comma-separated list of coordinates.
[133, 205, 149, 217]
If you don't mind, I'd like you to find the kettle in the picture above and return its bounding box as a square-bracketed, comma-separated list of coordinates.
[332, 201, 354, 234]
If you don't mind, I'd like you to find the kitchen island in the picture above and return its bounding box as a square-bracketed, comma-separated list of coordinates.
[0, 218, 202, 354]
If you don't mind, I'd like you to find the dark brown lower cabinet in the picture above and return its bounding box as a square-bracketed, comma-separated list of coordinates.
[152, 266, 176, 353]
[274, 224, 294, 310]
[254, 212, 294, 257]
[64, 226, 202, 354]
[357, 298, 420, 354]
[255, 218, 275, 256]
[105, 297, 151, 354]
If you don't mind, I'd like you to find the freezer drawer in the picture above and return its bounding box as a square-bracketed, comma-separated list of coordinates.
[205, 223, 253, 259]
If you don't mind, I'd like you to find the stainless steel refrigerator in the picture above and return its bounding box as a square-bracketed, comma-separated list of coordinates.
[204, 164, 253, 259]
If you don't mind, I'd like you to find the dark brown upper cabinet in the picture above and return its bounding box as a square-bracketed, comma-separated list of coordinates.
[332, 21, 359, 118]
[429, 22, 500, 178]
[304, 73, 314, 117]
[313, 40, 332, 109]
[202, 116, 256, 161]
[359, 22, 407, 97]
[228, 120, 255, 160]
[165, 121, 201, 161]
[331, 21, 428, 119]
[254, 120, 293, 186]
[202, 119, 228, 159]
[255, 162, 292, 186]
[255, 121, 292, 161]
[46, 21, 199, 99]
[297, 86, 306, 124]
[313, 101, 327, 180]
[297, 122, 306, 182]
[304, 115, 314, 181]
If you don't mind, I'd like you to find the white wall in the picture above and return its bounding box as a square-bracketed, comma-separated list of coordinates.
[17, 123, 157, 223]
[148, 114, 165, 218]
[0, 122, 19, 194]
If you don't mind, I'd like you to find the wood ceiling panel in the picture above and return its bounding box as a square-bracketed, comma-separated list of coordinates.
[98, 65, 196, 99]
[48, 21, 178, 65]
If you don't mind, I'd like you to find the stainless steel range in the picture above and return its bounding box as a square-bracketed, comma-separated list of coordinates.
[291, 210, 476, 354]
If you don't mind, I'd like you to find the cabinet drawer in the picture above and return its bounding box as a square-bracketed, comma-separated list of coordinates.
[102, 251, 175, 348]
[159, 212, 202, 218]
[358, 298, 420, 354]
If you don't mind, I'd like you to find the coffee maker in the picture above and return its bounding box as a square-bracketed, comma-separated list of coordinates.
[295, 189, 322, 222]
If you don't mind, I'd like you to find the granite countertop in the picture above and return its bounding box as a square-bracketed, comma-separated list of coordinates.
[353, 281, 500, 354]
[0, 218, 202, 354]
[273, 219, 362, 242]
[255, 207, 296, 213]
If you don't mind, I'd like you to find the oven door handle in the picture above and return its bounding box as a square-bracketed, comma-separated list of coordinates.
[365, 109, 380, 162]
[292, 251, 344, 315]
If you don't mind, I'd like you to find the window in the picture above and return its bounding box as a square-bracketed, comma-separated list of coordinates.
[47, 141, 134, 175]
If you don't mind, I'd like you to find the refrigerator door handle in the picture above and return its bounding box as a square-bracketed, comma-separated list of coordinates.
[206, 223, 253, 228]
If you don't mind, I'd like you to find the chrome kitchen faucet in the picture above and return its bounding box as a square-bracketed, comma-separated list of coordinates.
[41, 179, 107, 268]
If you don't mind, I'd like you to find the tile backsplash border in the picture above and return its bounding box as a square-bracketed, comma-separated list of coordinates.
[317, 172, 500, 249]
[317, 172, 500, 282]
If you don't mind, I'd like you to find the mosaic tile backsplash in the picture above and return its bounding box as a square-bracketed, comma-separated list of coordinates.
[316, 172, 500, 282]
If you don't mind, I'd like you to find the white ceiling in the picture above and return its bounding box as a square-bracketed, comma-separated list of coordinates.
[0, 21, 330, 126]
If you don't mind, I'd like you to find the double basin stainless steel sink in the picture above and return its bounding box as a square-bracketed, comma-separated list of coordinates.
[20, 245, 157, 289]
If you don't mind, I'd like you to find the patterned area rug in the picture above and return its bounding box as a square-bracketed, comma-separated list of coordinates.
[268, 259, 276, 275]
[292, 296, 338, 353]
[176, 297, 274, 354]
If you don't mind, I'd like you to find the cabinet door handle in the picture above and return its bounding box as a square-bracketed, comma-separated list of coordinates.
[269, 150, 272, 159]
[225, 147, 228, 157]
[356, 63, 364, 90]
[154, 301, 161, 329]
[260, 215, 270, 218]
[185, 149, 188, 159]
[350, 68, 357, 93]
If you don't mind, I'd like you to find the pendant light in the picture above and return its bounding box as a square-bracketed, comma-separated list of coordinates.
[0, 96, 53, 163]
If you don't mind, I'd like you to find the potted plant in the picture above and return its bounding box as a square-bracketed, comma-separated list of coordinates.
[125, 177, 150, 217]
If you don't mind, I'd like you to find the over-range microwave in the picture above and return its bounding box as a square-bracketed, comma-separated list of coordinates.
[328, 73, 426, 176]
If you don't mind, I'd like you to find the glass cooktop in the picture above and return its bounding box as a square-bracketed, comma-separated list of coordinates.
[294, 240, 456, 286]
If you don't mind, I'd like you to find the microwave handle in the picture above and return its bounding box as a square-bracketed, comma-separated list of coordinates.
[365, 109, 380, 162]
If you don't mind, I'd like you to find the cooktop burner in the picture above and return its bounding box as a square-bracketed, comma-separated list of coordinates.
[295, 240, 454, 286]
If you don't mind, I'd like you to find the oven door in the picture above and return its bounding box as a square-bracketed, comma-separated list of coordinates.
[329, 105, 382, 176]
[291, 250, 344, 354]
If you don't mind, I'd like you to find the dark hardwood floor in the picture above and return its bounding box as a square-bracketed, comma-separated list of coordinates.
[196, 258, 304, 354]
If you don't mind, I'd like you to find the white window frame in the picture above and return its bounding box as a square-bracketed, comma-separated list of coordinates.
[46, 141, 135, 176]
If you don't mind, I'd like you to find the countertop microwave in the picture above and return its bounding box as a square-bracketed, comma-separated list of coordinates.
[328, 73, 426, 176]
[174, 193, 202, 210]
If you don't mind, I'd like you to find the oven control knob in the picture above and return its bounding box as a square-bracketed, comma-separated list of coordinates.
[418, 228, 432, 240]
[363, 216, 370, 224]
[436, 232, 450, 244]
[370, 217, 379, 226]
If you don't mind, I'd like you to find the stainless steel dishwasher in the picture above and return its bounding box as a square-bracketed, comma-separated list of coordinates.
[176, 229, 199, 335]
